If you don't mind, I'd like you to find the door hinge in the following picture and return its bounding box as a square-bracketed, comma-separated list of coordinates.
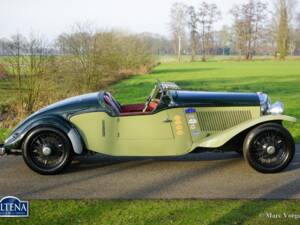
[163, 118, 173, 123]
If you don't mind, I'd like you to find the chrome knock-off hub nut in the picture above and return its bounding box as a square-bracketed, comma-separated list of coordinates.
[42, 146, 52, 156]
[267, 146, 276, 155]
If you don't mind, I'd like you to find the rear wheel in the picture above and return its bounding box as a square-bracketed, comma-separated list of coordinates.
[22, 127, 73, 175]
[243, 123, 295, 173]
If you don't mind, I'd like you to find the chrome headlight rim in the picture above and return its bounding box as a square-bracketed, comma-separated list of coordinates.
[257, 92, 271, 114]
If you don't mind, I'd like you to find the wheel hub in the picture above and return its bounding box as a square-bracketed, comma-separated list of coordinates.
[42, 146, 52, 156]
[266, 146, 276, 155]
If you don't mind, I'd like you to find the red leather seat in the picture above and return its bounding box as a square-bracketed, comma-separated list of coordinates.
[147, 101, 158, 112]
[104, 92, 159, 116]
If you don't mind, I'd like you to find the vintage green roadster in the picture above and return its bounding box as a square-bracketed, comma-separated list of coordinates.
[0, 81, 297, 174]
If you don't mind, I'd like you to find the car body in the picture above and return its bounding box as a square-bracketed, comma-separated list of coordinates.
[0, 81, 297, 174]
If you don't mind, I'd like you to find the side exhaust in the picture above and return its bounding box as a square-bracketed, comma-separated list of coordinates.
[0, 144, 6, 156]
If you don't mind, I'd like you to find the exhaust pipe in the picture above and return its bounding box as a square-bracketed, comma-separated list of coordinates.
[0, 144, 6, 156]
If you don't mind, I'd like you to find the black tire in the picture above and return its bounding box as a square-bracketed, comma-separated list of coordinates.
[243, 123, 295, 173]
[22, 127, 73, 175]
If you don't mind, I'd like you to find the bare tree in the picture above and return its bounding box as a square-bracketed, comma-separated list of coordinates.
[4, 33, 27, 111]
[57, 23, 98, 91]
[197, 2, 221, 61]
[252, 1, 269, 56]
[186, 6, 198, 61]
[5, 33, 27, 115]
[23, 36, 50, 113]
[230, 0, 268, 60]
[57, 25, 155, 91]
[169, 2, 187, 62]
[3, 34, 50, 114]
[264, 18, 279, 57]
[295, 13, 300, 54]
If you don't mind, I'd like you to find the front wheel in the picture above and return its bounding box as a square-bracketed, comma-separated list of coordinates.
[243, 123, 295, 173]
[22, 127, 73, 175]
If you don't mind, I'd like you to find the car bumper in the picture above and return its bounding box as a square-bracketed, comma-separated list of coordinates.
[0, 144, 6, 156]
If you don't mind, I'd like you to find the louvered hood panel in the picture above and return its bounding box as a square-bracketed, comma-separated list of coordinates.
[197, 110, 252, 132]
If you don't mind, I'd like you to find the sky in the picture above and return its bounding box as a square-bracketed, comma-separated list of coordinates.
[0, 0, 296, 40]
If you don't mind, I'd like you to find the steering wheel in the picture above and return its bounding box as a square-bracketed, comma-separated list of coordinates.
[143, 85, 158, 112]
[143, 96, 153, 112]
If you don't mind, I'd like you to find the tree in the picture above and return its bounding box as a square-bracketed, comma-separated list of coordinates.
[230, 0, 268, 60]
[197, 2, 221, 61]
[277, 0, 289, 59]
[186, 6, 198, 61]
[4, 33, 27, 111]
[56, 23, 99, 91]
[265, 18, 279, 56]
[169, 2, 187, 62]
[297, 13, 300, 31]
[274, 0, 297, 59]
[57, 25, 155, 91]
[24, 36, 50, 113]
[295, 13, 300, 54]
[3, 34, 50, 114]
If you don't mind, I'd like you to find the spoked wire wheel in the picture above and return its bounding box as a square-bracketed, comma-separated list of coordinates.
[244, 123, 295, 173]
[250, 130, 290, 168]
[23, 128, 73, 175]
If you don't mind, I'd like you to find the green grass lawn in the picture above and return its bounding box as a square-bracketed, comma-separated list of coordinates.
[1, 200, 300, 225]
[0, 128, 10, 143]
[112, 60, 300, 141]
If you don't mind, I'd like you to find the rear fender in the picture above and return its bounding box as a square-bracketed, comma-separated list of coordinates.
[195, 115, 297, 149]
[4, 115, 84, 154]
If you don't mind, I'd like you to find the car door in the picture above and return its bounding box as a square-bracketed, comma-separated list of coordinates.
[115, 110, 176, 156]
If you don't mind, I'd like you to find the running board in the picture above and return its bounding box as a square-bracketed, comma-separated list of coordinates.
[0, 144, 22, 156]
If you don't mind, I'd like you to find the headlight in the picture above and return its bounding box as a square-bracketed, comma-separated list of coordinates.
[257, 92, 284, 115]
[268, 102, 284, 115]
[257, 92, 271, 114]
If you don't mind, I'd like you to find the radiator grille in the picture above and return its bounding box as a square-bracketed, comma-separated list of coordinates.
[197, 110, 252, 131]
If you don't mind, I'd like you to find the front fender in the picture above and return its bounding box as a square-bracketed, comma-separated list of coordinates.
[195, 114, 297, 149]
[4, 115, 84, 154]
